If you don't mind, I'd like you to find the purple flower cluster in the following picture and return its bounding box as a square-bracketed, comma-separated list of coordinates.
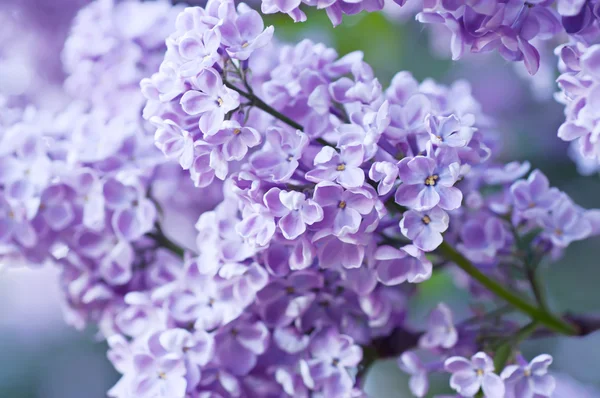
[135, 1, 600, 395]
[558, 0, 600, 36]
[556, 42, 600, 171]
[4, 0, 600, 397]
[260, 0, 391, 25]
[0, 0, 219, 331]
[416, 0, 563, 75]
[398, 303, 559, 397]
[256, 0, 600, 76]
[63, 0, 181, 114]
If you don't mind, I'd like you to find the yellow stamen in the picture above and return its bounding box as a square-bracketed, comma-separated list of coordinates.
[336, 163, 346, 171]
[217, 97, 224, 107]
[422, 215, 431, 225]
[233, 128, 241, 135]
[424, 175, 438, 186]
[338, 201, 347, 209]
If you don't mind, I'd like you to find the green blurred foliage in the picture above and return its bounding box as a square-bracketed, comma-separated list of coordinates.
[264, 10, 451, 85]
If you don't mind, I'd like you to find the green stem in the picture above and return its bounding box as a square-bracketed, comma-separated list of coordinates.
[525, 266, 550, 313]
[460, 305, 514, 326]
[514, 225, 551, 313]
[438, 242, 578, 336]
[224, 80, 335, 147]
[146, 223, 185, 259]
[224, 80, 304, 131]
[493, 321, 539, 372]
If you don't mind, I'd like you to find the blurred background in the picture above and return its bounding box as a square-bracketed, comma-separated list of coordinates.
[1, 0, 599, 397]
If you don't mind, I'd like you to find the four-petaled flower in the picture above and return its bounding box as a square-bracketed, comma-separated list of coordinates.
[419, 302, 458, 349]
[306, 144, 366, 189]
[445, 352, 505, 398]
[400, 206, 449, 252]
[374, 245, 432, 285]
[264, 188, 324, 240]
[313, 181, 374, 236]
[180, 68, 240, 135]
[501, 354, 556, 398]
[398, 352, 430, 398]
[395, 148, 463, 211]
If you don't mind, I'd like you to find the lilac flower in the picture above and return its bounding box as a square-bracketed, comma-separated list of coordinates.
[250, 128, 309, 183]
[395, 149, 463, 211]
[558, 0, 588, 17]
[375, 245, 432, 285]
[107, 334, 133, 378]
[419, 303, 458, 349]
[152, 118, 195, 170]
[63, 0, 179, 114]
[204, 120, 262, 161]
[540, 195, 592, 248]
[219, 5, 274, 60]
[177, 29, 222, 78]
[426, 114, 475, 148]
[314, 232, 366, 269]
[103, 179, 157, 241]
[99, 241, 134, 286]
[0, 195, 36, 248]
[385, 93, 431, 143]
[510, 170, 561, 219]
[264, 188, 324, 240]
[457, 216, 509, 265]
[445, 352, 505, 398]
[275, 367, 310, 397]
[159, 328, 214, 367]
[38, 184, 76, 231]
[129, 351, 187, 398]
[300, 328, 362, 397]
[158, 328, 215, 390]
[236, 204, 276, 246]
[416, 0, 561, 75]
[313, 182, 374, 236]
[400, 206, 449, 252]
[556, 44, 600, 165]
[306, 145, 366, 189]
[261, 0, 388, 26]
[271, 242, 306, 274]
[260, 0, 305, 23]
[214, 318, 270, 376]
[167, 269, 238, 331]
[369, 161, 399, 196]
[397, 352, 429, 398]
[501, 354, 556, 398]
[256, 270, 323, 327]
[180, 68, 240, 135]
